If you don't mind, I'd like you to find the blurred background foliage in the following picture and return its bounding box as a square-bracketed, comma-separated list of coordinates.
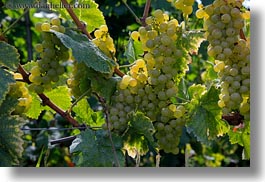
[0, 0, 250, 167]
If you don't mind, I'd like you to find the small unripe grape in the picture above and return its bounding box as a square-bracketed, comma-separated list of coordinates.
[35, 22, 42, 32]
[35, 44, 43, 53]
[41, 23, 50, 31]
[131, 31, 140, 41]
[51, 17, 61, 26]
[100, 25, 108, 32]
[196, 8, 206, 19]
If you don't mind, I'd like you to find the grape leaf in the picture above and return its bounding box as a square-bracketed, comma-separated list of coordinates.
[124, 38, 144, 63]
[73, 98, 105, 127]
[51, 30, 116, 74]
[0, 96, 27, 166]
[0, 41, 20, 71]
[4, 0, 35, 9]
[70, 129, 125, 167]
[86, 69, 119, 103]
[182, 30, 205, 54]
[48, 0, 105, 33]
[228, 121, 250, 160]
[186, 86, 230, 145]
[123, 112, 157, 158]
[44, 86, 71, 112]
[0, 69, 15, 106]
[124, 38, 136, 63]
[25, 92, 42, 119]
[25, 86, 71, 119]
[177, 78, 189, 101]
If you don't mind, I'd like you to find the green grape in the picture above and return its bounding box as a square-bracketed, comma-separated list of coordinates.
[51, 17, 61, 26]
[41, 23, 50, 31]
[35, 44, 43, 53]
[131, 31, 140, 41]
[221, 14, 231, 23]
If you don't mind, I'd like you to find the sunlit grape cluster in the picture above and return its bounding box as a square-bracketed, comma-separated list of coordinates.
[197, 0, 250, 120]
[8, 73, 32, 114]
[107, 9, 190, 154]
[29, 17, 69, 94]
[92, 25, 116, 59]
[169, 0, 195, 16]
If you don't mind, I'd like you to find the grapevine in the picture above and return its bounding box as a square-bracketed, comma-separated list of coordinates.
[0, 0, 251, 167]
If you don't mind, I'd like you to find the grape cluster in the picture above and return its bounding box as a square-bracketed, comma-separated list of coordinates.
[107, 9, 189, 154]
[92, 25, 116, 59]
[29, 17, 69, 94]
[197, 0, 250, 120]
[169, 0, 195, 16]
[8, 73, 32, 114]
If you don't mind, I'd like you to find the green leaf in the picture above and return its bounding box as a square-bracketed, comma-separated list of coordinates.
[73, 98, 105, 127]
[48, 0, 105, 33]
[4, 0, 35, 9]
[124, 38, 144, 63]
[228, 130, 243, 146]
[52, 30, 115, 74]
[186, 86, 230, 145]
[25, 92, 42, 119]
[86, 70, 119, 103]
[187, 84, 206, 100]
[0, 69, 15, 106]
[0, 41, 20, 71]
[228, 121, 250, 160]
[177, 78, 189, 101]
[25, 86, 71, 119]
[182, 30, 205, 54]
[70, 129, 125, 167]
[44, 86, 71, 112]
[0, 96, 27, 166]
[124, 38, 136, 63]
[123, 112, 157, 158]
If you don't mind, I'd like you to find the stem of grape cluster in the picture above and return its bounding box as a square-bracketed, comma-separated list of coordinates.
[141, 0, 152, 26]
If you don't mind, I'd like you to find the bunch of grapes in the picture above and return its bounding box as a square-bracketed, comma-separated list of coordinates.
[167, 0, 195, 16]
[107, 9, 190, 154]
[29, 17, 69, 94]
[197, 0, 250, 120]
[92, 25, 116, 59]
[8, 73, 32, 115]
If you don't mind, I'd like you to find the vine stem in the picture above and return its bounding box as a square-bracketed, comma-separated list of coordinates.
[68, 89, 90, 113]
[17, 64, 80, 127]
[24, 8, 33, 61]
[122, 0, 142, 24]
[141, 0, 152, 26]
[94, 92, 120, 167]
[60, 0, 93, 40]
[2, 8, 30, 35]
[60, 0, 125, 77]
[240, 29, 247, 41]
